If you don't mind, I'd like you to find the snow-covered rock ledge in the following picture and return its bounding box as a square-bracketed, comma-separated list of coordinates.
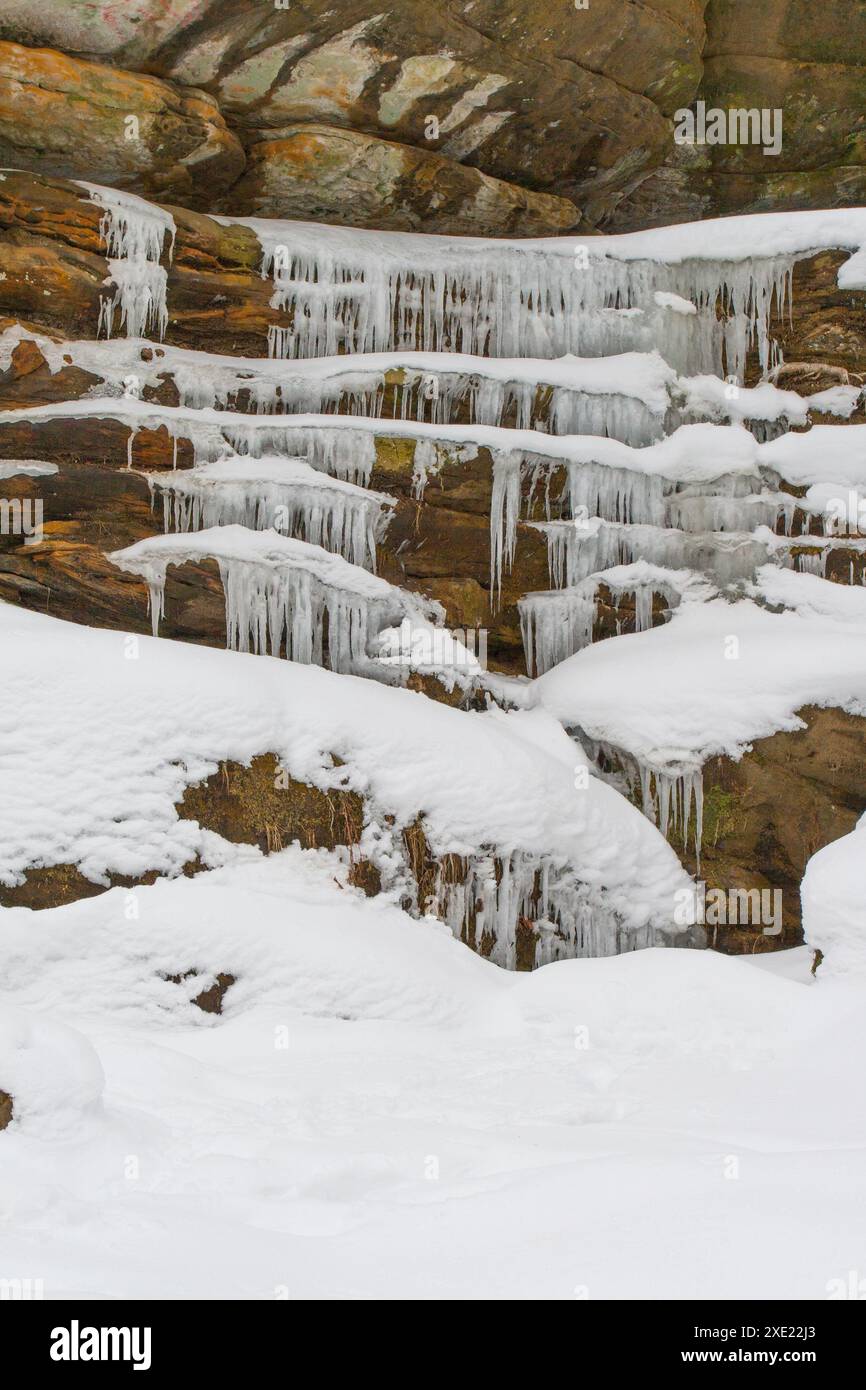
[108, 525, 439, 676]
[0, 602, 699, 968]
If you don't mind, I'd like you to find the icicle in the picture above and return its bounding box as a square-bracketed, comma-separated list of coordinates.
[149, 461, 394, 572]
[86, 186, 175, 341]
[108, 528, 440, 678]
[145, 576, 165, 638]
[412, 438, 440, 500]
[222, 422, 378, 486]
[602, 754, 706, 868]
[489, 451, 523, 603]
[519, 586, 598, 675]
[566, 461, 668, 527]
[532, 519, 792, 590]
[796, 549, 828, 577]
[252, 221, 801, 375]
[431, 846, 676, 966]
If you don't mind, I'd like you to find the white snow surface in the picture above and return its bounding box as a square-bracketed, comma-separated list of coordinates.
[3, 186, 866, 1296]
[0, 459, 58, 479]
[1, 847, 864, 1298]
[4, 326, 856, 438]
[110, 525, 413, 605]
[213, 204, 866, 269]
[0, 1004, 104, 1138]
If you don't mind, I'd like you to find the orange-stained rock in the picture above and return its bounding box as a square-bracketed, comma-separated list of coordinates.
[0, 39, 244, 206]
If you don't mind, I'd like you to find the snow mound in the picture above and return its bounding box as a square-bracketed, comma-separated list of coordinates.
[3, 855, 862, 1299]
[109, 525, 437, 673]
[0, 848, 508, 1033]
[802, 816, 866, 977]
[0, 1004, 104, 1136]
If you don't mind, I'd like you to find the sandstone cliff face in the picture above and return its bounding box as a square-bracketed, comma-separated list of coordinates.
[0, 4, 863, 231]
[2, 169, 865, 951]
[0, 2, 699, 229]
[231, 124, 580, 235]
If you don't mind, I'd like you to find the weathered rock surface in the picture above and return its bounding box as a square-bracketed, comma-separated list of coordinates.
[0, 39, 245, 207]
[616, 1, 866, 227]
[0, 6, 865, 230]
[687, 708, 866, 949]
[0, 171, 277, 355]
[230, 123, 579, 234]
[0, 3, 702, 229]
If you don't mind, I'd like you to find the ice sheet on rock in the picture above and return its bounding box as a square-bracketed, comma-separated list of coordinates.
[62, 183, 866, 375]
[664, 488, 804, 536]
[170, 347, 676, 445]
[17, 326, 860, 444]
[531, 519, 772, 590]
[82, 184, 175, 341]
[532, 516, 866, 591]
[14, 398, 866, 493]
[520, 586, 599, 677]
[220, 419, 382, 485]
[109, 525, 438, 676]
[147, 456, 395, 571]
[239, 212, 809, 377]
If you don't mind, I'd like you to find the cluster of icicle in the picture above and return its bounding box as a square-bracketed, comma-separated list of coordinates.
[582, 738, 706, 872]
[110, 529, 434, 678]
[87, 186, 175, 341]
[148, 467, 393, 572]
[519, 567, 686, 676]
[221, 421, 378, 487]
[426, 850, 679, 969]
[220, 560, 390, 671]
[173, 362, 666, 448]
[535, 518, 859, 590]
[487, 450, 865, 601]
[257, 228, 797, 378]
[151, 348, 835, 444]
